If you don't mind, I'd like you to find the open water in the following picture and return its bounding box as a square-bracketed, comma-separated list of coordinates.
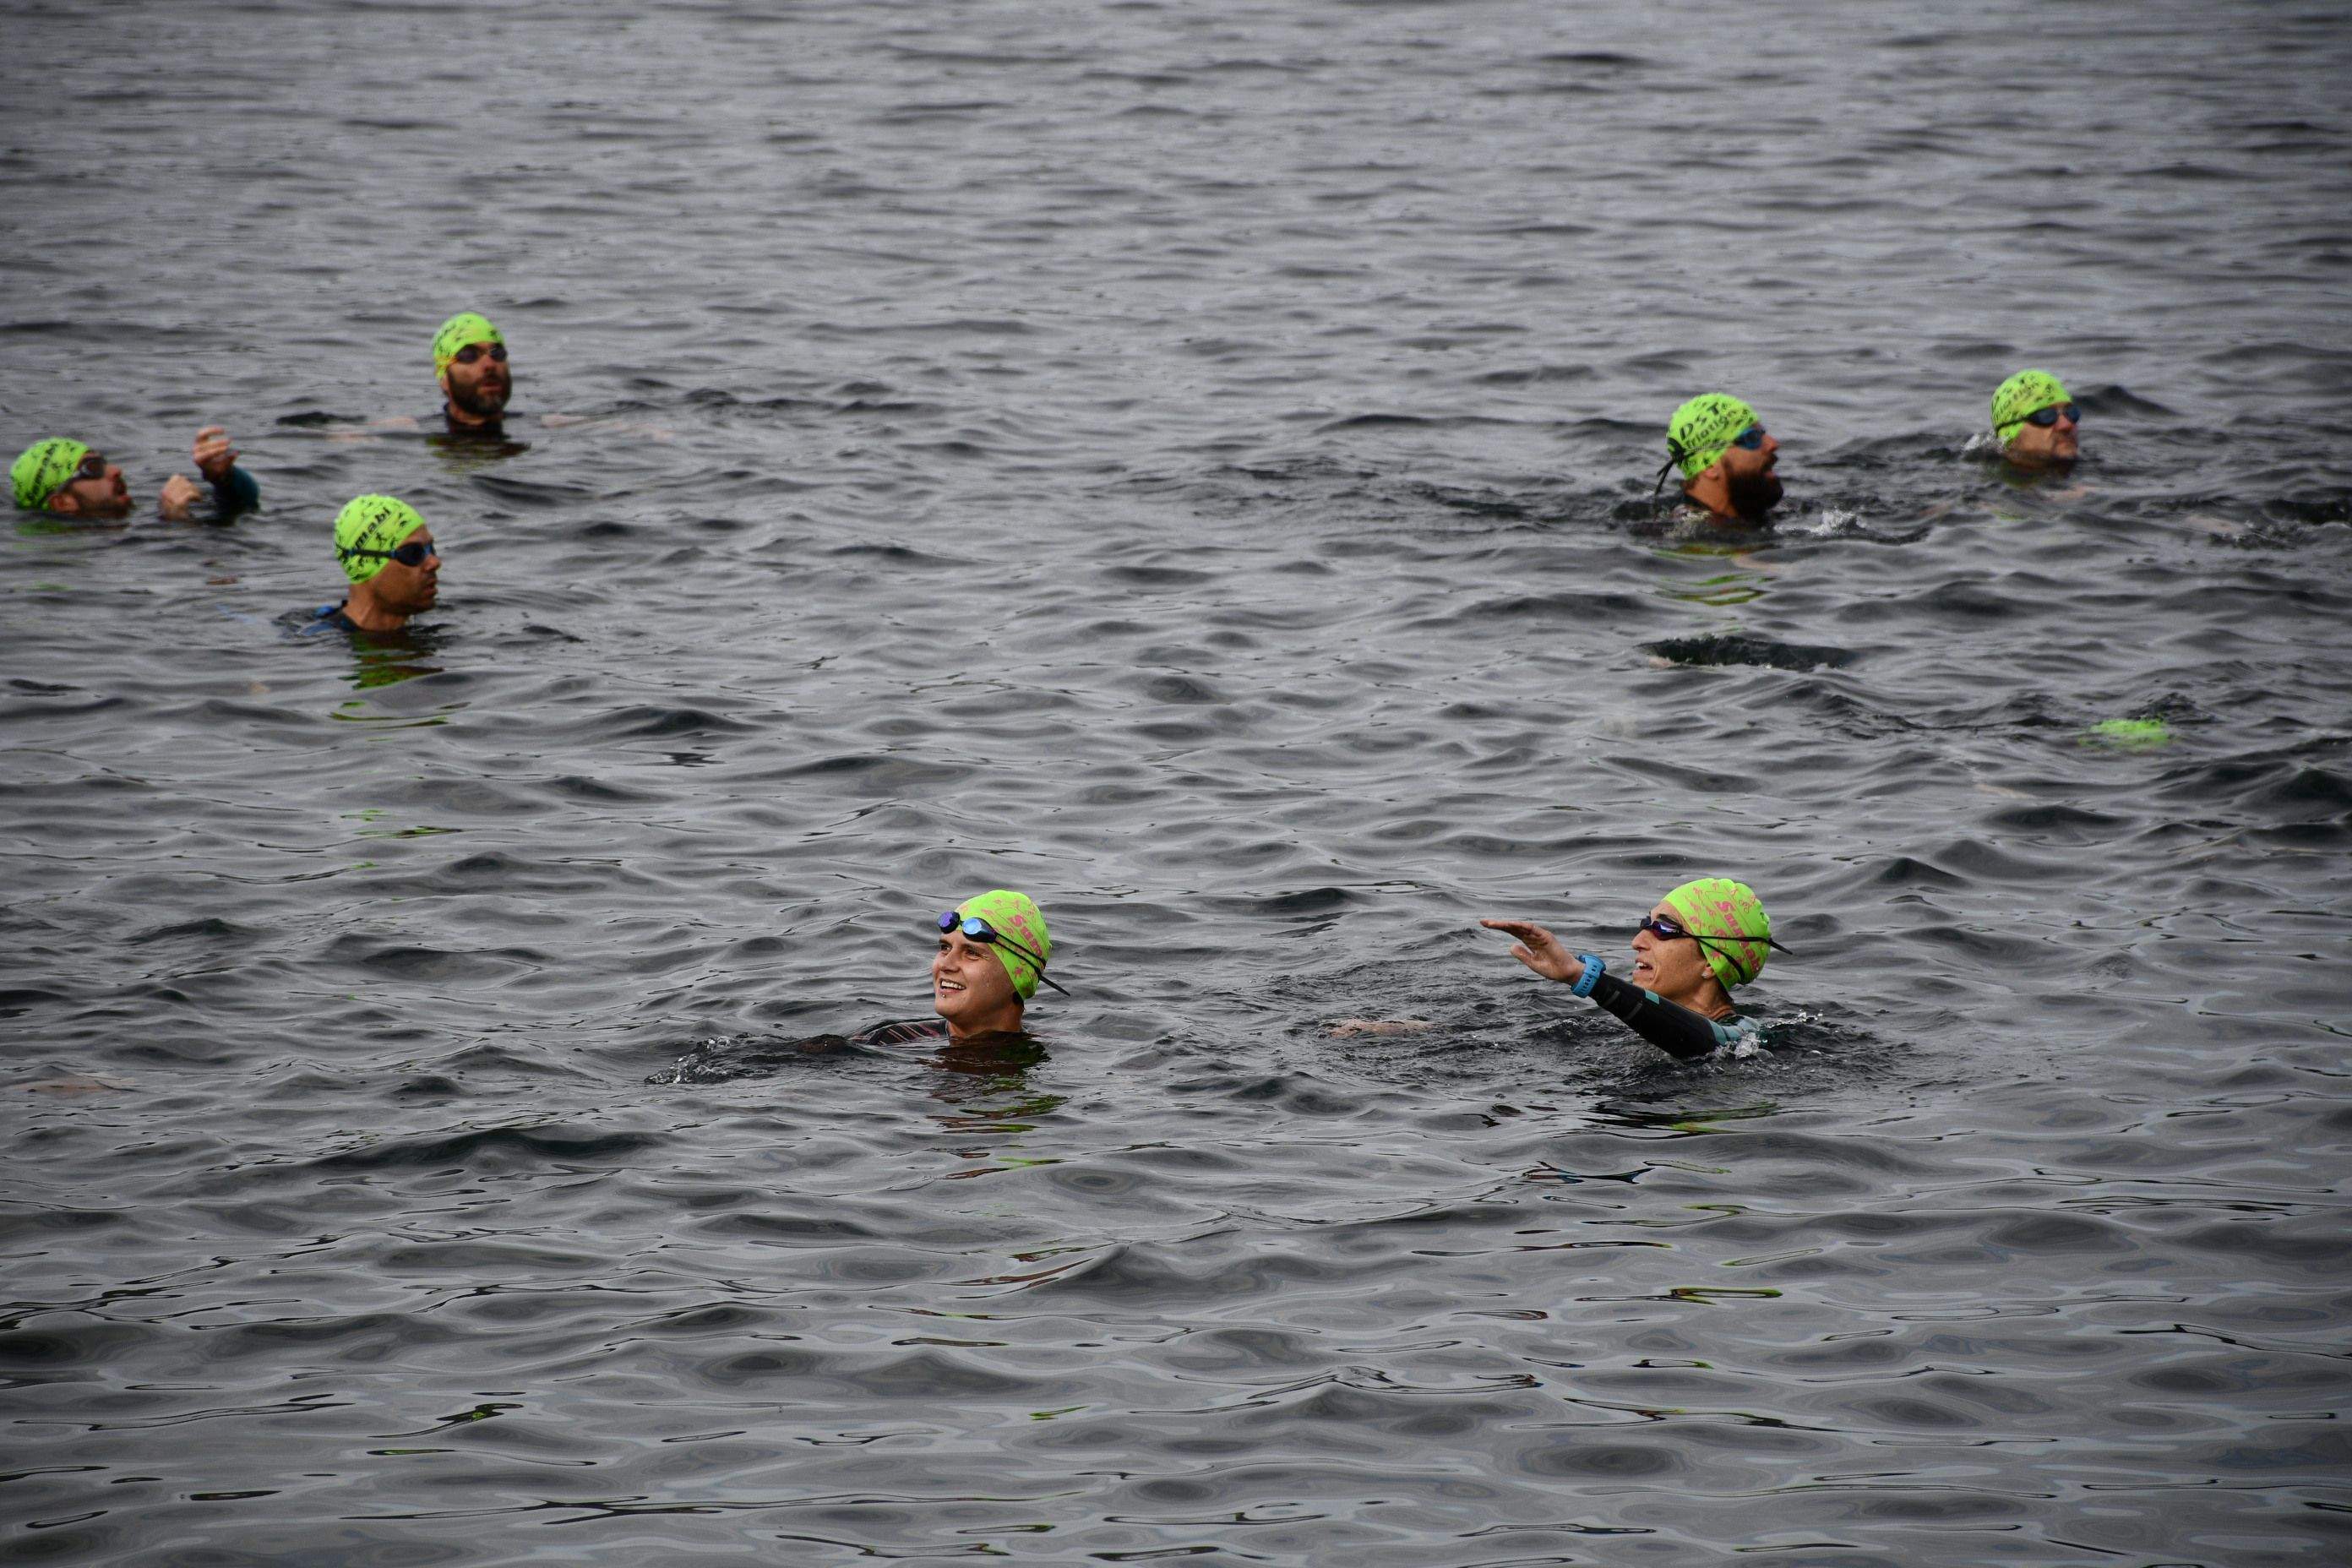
[5, 2, 2351, 1564]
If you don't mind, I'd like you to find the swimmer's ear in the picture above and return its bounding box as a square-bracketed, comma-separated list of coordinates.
[46, 487, 80, 516]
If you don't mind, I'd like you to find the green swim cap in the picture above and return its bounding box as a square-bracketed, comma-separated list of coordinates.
[1668, 394, 1760, 482]
[1662, 877, 1773, 991]
[335, 494, 426, 583]
[1992, 369, 2071, 443]
[956, 888, 1053, 1000]
[12, 438, 91, 510]
[2083, 717, 2171, 750]
[432, 313, 504, 375]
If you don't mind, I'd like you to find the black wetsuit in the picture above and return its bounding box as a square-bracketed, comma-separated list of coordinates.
[1584, 971, 1755, 1060]
[292, 602, 362, 636]
[209, 466, 261, 516]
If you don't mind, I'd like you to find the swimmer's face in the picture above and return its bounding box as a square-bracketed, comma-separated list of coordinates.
[49, 454, 133, 518]
[2005, 402, 2079, 467]
[370, 526, 441, 614]
[440, 340, 511, 419]
[1630, 902, 1715, 1004]
[933, 929, 1021, 1032]
[1718, 428, 1782, 518]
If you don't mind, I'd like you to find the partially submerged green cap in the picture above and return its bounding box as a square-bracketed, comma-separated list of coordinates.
[12, 438, 90, 510]
[958, 888, 1052, 1000]
[1992, 369, 2070, 443]
[432, 312, 504, 375]
[2083, 717, 2170, 750]
[1668, 394, 1759, 482]
[1662, 876, 1773, 991]
[335, 494, 425, 583]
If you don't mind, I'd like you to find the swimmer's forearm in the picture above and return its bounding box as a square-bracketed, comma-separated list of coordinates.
[1584, 970, 1724, 1060]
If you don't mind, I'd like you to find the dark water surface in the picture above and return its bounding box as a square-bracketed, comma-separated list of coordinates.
[6, 2, 2352, 1563]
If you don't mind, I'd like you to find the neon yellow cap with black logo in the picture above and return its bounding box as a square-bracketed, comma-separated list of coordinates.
[335, 494, 426, 583]
[12, 438, 91, 510]
[1992, 370, 2071, 444]
[1668, 395, 1760, 482]
[432, 313, 504, 375]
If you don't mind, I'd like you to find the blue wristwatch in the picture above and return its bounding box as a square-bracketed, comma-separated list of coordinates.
[1570, 956, 1604, 996]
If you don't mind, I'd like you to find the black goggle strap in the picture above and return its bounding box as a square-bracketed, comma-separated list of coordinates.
[942, 914, 1071, 996]
[1652, 438, 1690, 495]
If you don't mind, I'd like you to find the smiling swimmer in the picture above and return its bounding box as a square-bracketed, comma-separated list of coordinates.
[1991, 369, 2081, 471]
[800, 890, 1064, 1051]
[1658, 394, 1783, 525]
[1482, 878, 1790, 1059]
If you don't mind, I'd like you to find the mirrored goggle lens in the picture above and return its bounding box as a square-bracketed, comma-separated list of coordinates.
[1731, 425, 1767, 450]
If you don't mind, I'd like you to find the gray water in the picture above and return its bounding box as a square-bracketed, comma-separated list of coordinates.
[5, 2, 2351, 1564]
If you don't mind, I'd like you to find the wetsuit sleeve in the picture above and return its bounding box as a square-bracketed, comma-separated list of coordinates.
[1583, 971, 1740, 1060]
[210, 466, 260, 515]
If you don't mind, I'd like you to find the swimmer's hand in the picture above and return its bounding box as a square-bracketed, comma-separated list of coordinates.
[157, 474, 204, 520]
[1329, 1018, 1433, 1038]
[192, 426, 237, 484]
[1480, 918, 1585, 985]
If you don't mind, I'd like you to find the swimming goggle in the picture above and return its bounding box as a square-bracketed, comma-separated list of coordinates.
[937, 910, 1070, 995]
[1652, 425, 1769, 493]
[63, 451, 108, 484]
[451, 343, 508, 366]
[1998, 401, 2081, 433]
[1636, 911, 1795, 972]
[341, 539, 440, 569]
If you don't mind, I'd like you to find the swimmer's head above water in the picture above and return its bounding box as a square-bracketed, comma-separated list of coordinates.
[433, 312, 512, 429]
[1992, 369, 2078, 469]
[1484, 875, 1786, 1021]
[933, 890, 1058, 1039]
[1662, 394, 1782, 523]
[14, 438, 129, 517]
[332, 493, 441, 631]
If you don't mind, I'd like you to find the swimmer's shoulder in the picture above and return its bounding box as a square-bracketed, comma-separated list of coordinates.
[855, 1017, 949, 1048]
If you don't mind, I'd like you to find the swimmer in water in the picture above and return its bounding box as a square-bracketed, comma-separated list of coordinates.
[1990, 369, 2080, 471]
[651, 891, 1062, 1081]
[1658, 395, 1783, 525]
[1481, 878, 1789, 1059]
[12, 428, 259, 521]
[300, 495, 441, 634]
[432, 313, 513, 433]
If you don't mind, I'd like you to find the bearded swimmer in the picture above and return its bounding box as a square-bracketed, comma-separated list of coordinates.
[429, 312, 514, 434]
[1658, 395, 1783, 525]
